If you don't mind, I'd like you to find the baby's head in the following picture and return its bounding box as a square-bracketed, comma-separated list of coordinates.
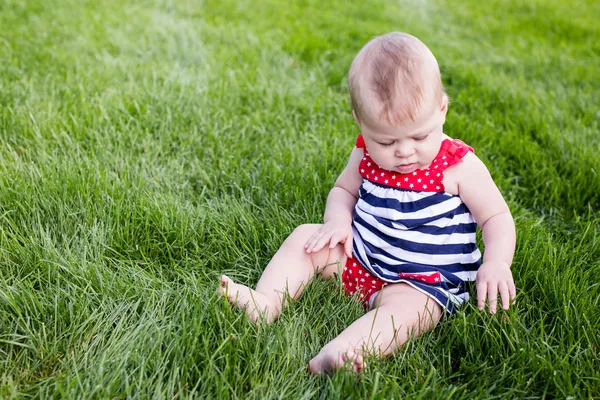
[348, 32, 449, 174]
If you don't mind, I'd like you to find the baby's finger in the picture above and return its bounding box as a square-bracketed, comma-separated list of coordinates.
[509, 280, 517, 304]
[305, 229, 327, 252]
[476, 281, 487, 311]
[344, 233, 353, 258]
[499, 281, 510, 310]
[310, 232, 333, 253]
[304, 231, 319, 248]
[487, 283, 498, 314]
[329, 231, 344, 249]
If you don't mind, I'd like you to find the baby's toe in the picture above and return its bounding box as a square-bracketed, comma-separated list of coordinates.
[342, 350, 364, 373]
[218, 275, 233, 295]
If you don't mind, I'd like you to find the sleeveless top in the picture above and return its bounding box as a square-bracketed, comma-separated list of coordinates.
[352, 134, 482, 312]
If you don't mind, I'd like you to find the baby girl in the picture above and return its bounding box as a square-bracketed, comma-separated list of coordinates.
[219, 32, 516, 374]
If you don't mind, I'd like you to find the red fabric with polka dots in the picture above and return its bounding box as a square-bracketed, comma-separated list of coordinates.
[343, 135, 474, 307]
[342, 257, 386, 305]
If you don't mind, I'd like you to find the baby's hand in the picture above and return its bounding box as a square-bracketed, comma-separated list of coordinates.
[305, 219, 353, 258]
[476, 261, 516, 314]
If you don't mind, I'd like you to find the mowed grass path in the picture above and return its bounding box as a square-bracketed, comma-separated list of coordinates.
[1, 0, 599, 398]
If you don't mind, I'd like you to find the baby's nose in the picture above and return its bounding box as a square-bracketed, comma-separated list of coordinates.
[395, 144, 415, 158]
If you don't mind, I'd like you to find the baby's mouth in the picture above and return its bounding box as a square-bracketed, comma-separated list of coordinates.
[396, 162, 417, 172]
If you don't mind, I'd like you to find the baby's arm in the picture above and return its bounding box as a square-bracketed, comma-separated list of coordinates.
[305, 147, 363, 257]
[455, 153, 516, 313]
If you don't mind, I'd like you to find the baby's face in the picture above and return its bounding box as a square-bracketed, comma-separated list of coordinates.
[357, 98, 447, 174]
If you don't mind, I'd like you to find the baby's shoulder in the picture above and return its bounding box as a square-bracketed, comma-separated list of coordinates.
[442, 147, 489, 195]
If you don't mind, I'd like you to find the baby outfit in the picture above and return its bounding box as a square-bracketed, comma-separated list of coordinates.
[341, 135, 482, 314]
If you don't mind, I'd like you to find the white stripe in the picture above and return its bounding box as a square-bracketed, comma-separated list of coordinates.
[421, 212, 477, 228]
[447, 291, 469, 305]
[453, 269, 478, 281]
[356, 207, 477, 245]
[362, 180, 440, 202]
[352, 228, 370, 268]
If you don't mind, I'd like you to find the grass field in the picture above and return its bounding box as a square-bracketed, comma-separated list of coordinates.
[1, 0, 599, 398]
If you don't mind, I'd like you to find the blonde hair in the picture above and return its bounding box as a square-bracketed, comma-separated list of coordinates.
[348, 32, 445, 125]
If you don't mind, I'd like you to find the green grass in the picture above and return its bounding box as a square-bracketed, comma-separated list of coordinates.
[1, 0, 599, 397]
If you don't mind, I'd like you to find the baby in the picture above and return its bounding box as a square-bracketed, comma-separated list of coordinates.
[219, 32, 516, 374]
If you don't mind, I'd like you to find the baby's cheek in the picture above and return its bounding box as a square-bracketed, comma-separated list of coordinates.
[423, 147, 438, 162]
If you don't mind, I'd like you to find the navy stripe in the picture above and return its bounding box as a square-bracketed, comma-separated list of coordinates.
[354, 214, 479, 255]
[357, 209, 477, 235]
[408, 222, 478, 235]
[359, 185, 456, 214]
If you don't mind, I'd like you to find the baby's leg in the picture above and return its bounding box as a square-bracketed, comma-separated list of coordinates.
[308, 283, 443, 374]
[219, 224, 345, 323]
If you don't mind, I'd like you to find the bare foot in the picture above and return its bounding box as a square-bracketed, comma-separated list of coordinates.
[308, 340, 365, 375]
[218, 275, 278, 323]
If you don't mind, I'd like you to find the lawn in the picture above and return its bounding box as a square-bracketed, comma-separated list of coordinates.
[0, 0, 599, 398]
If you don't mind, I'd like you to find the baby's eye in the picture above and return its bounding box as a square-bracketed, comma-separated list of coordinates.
[378, 142, 394, 147]
[414, 134, 429, 141]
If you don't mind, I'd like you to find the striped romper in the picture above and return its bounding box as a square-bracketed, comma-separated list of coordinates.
[341, 135, 482, 314]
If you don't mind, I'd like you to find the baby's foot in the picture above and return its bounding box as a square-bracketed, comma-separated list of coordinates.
[308, 340, 365, 375]
[218, 275, 278, 324]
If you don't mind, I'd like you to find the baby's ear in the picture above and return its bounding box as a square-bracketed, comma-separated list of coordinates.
[441, 93, 449, 113]
[352, 109, 361, 126]
[439, 94, 450, 125]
